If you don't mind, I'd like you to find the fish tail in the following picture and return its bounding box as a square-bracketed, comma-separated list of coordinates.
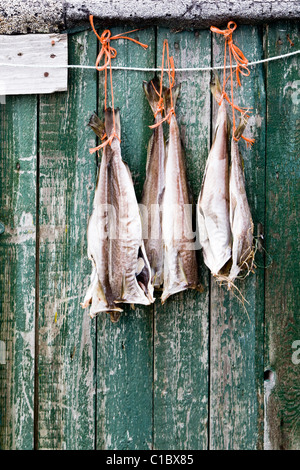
[164, 83, 181, 115]
[88, 112, 105, 138]
[110, 311, 121, 323]
[234, 113, 249, 141]
[143, 77, 166, 115]
[105, 107, 121, 140]
[210, 72, 222, 102]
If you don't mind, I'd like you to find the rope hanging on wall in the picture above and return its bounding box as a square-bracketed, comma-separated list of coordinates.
[88, 15, 148, 152]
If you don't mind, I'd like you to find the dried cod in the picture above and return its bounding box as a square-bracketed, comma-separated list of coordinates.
[82, 109, 154, 322]
[161, 85, 198, 302]
[197, 75, 232, 277]
[228, 114, 254, 284]
[141, 78, 167, 288]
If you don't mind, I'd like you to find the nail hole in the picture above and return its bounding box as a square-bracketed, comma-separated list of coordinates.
[16, 162, 20, 171]
[17, 52, 23, 56]
[264, 369, 274, 381]
[44, 72, 49, 77]
[50, 54, 56, 58]
[174, 42, 179, 50]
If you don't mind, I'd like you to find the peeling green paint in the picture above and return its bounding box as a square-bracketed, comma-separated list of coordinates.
[0, 22, 299, 450]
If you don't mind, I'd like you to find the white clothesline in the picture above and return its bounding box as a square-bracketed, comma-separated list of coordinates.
[0, 49, 299, 72]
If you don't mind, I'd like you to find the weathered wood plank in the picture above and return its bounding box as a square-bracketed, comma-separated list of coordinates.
[96, 26, 155, 450]
[0, 34, 67, 95]
[37, 30, 97, 450]
[210, 25, 266, 449]
[264, 20, 300, 450]
[153, 28, 211, 450]
[0, 95, 37, 449]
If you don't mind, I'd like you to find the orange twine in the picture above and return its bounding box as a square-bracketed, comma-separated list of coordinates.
[149, 40, 176, 129]
[210, 21, 255, 146]
[89, 15, 148, 154]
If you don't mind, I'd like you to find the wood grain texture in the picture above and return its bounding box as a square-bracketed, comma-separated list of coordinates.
[264, 21, 300, 450]
[37, 30, 97, 450]
[0, 22, 299, 450]
[0, 34, 67, 95]
[209, 25, 266, 450]
[0, 95, 37, 449]
[96, 27, 155, 450]
[153, 28, 211, 450]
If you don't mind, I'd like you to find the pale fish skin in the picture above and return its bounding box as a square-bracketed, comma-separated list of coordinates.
[197, 76, 231, 276]
[161, 85, 198, 303]
[141, 78, 166, 288]
[81, 114, 122, 322]
[229, 115, 254, 283]
[82, 109, 154, 322]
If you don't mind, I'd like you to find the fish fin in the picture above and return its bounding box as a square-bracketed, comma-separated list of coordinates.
[110, 312, 121, 323]
[143, 77, 167, 116]
[105, 107, 121, 140]
[240, 153, 245, 171]
[88, 113, 105, 138]
[145, 132, 155, 174]
[234, 113, 249, 141]
[164, 83, 181, 114]
[121, 272, 126, 300]
[95, 280, 108, 304]
[210, 72, 222, 102]
[178, 254, 189, 285]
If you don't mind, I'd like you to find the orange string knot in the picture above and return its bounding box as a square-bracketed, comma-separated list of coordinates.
[210, 21, 254, 146]
[89, 15, 148, 153]
[149, 40, 176, 129]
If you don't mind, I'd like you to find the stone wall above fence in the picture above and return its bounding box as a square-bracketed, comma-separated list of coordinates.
[0, 0, 300, 34]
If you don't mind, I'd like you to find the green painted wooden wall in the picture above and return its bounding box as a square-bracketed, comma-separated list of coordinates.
[0, 21, 299, 450]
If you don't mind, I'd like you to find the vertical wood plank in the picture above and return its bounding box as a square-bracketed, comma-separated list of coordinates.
[96, 26, 155, 450]
[210, 26, 266, 449]
[265, 20, 300, 450]
[153, 28, 211, 450]
[37, 30, 97, 450]
[0, 95, 37, 449]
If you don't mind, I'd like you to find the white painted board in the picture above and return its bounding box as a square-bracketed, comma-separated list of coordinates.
[0, 33, 68, 95]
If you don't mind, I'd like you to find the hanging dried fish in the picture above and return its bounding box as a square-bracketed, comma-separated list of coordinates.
[161, 85, 198, 302]
[141, 78, 167, 288]
[197, 74, 232, 277]
[228, 114, 254, 284]
[82, 109, 154, 322]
